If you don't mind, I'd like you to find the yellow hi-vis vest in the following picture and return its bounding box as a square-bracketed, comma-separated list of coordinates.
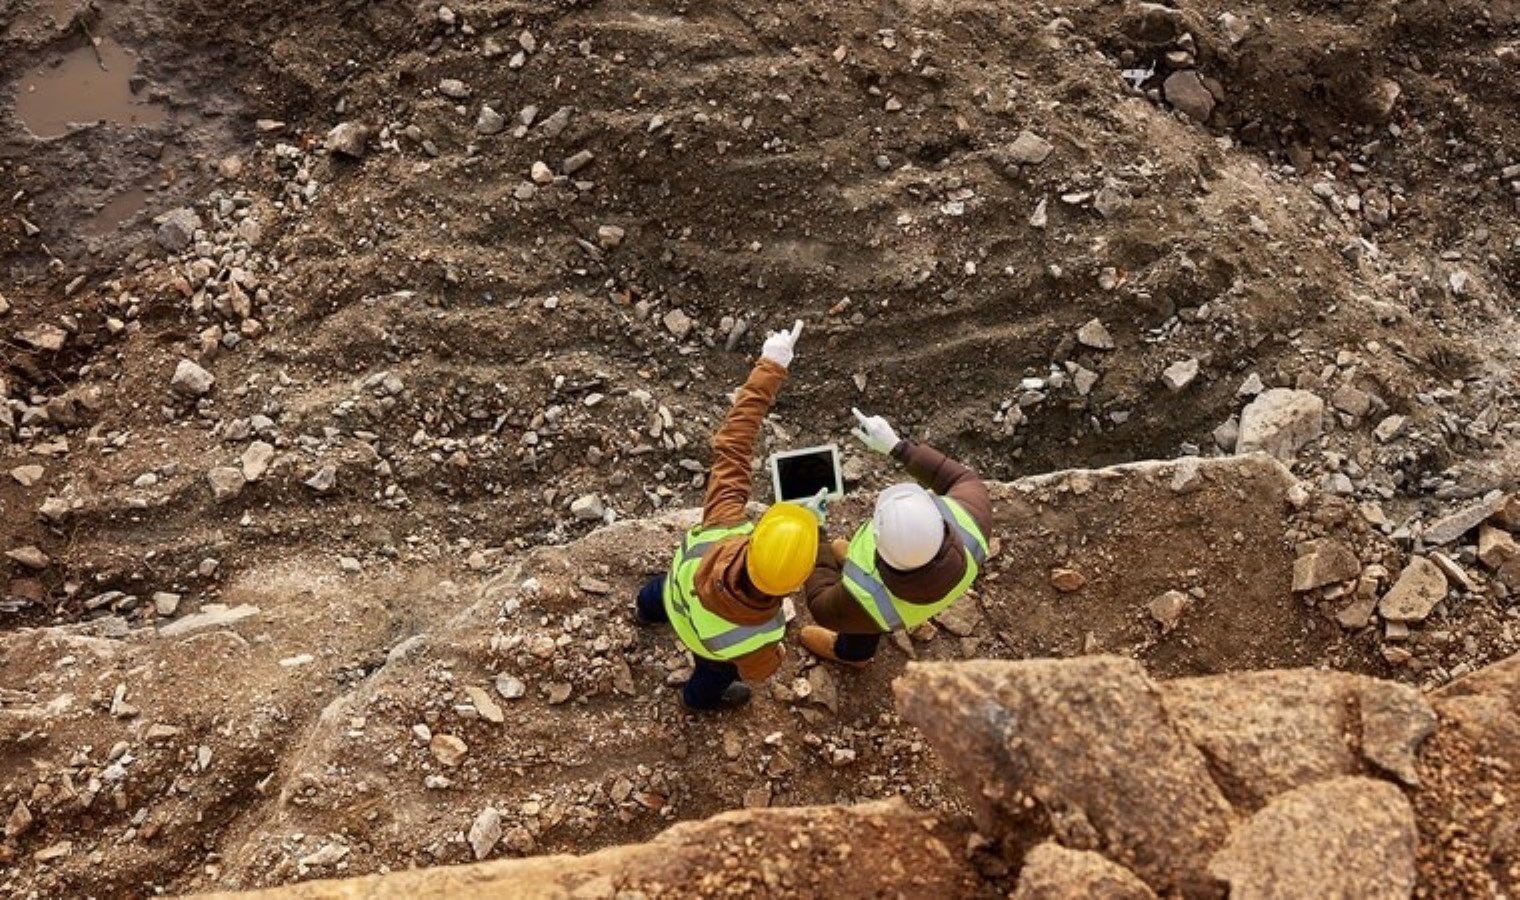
[663, 523, 788, 662]
[842, 495, 989, 631]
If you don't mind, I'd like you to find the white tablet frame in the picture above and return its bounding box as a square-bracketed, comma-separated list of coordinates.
[769, 444, 845, 503]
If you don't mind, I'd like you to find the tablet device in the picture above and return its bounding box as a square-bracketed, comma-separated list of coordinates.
[770, 444, 844, 503]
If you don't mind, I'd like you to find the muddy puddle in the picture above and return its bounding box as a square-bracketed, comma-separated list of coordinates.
[13, 36, 168, 139]
[85, 185, 150, 234]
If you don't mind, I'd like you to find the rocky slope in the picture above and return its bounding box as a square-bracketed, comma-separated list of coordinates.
[174, 651, 1520, 898]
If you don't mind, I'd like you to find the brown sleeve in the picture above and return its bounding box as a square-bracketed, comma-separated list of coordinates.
[805, 534, 885, 634]
[732, 642, 783, 682]
[892, 440, 993, 538]
[703, 358, 787, 527]
[803, 529, 844, 611]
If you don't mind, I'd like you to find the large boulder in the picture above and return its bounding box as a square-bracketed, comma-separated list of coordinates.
[894, 657, 1238, 895]
[1013, 842, 1157, 899]
[1162, 669, 1435, 799]
[196, 800, 980, 900]
[1208, 777, 1418, 899]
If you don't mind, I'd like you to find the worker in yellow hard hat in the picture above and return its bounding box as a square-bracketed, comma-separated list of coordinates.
[635, 320, 820, 711]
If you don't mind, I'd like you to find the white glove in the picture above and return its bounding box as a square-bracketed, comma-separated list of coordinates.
[799, 487, 829, 525]
[851, 407, 901, 455]
[760, 320, 804, 369]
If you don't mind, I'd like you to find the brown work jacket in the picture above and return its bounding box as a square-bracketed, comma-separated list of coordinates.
[690, 358, 788, 681]
[806, 441, 993, 635]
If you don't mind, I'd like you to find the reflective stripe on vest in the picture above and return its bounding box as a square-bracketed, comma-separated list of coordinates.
[664, 524, 787, 661]
[841, 496, 988, 631]
[842, 559, 906, 630]
[933, 495, 988, 566]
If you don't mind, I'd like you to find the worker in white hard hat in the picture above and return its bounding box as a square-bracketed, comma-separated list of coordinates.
[800, 408, 992, 666]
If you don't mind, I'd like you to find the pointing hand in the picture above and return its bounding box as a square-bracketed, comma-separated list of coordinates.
[760, 319, 804, 369]
[851, 407, 901, 455]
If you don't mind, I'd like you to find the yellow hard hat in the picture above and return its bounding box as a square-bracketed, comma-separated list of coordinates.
[746, 503, 819, 596]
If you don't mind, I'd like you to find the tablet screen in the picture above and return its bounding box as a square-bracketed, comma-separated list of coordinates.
[772, 446, 842, 502]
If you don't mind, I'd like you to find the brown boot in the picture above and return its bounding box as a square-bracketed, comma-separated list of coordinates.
[801, 625, 870, 669]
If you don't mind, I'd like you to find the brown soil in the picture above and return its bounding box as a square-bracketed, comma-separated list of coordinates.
[2, 0, 1518, 894]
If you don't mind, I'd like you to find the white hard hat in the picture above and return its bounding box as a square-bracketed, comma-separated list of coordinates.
[873, 483, 945, 571]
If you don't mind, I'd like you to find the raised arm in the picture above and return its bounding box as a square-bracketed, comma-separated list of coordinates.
[893, 440, 993, 538]
[852, 407, 992, 538]
[702, 321, 804, 527]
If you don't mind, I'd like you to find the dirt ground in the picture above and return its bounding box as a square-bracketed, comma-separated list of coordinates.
[3, 0, 1519, 895]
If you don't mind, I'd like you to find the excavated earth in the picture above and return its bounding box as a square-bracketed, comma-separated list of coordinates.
[2, 0, 1519, 895]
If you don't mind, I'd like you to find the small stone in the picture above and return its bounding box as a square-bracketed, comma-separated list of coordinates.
[1163, 70, 1216, 122]
[577, 576, 612, 595]
[1378, 557, 1448, 624]
[1238, 373, 1265, 396]
[468, 807, 503, 860]
[1148, 590, 1189, 633]
[546, 682, 573, 705]
[171, 359, 215, 397]
[1007, 130, 1054, 165]
[935, 602, 981, 637]
[1237, 389, 1324, 460]
[33, 841, 72, 863]
[299, 843, 349, 868]
[1373, 415, 1407, 443]
[570, 494, 604, 521]
[18, 324, 67, 351]
[1213, 417, 1240, 452]
[465, 686, 504, 724]
[5, 546, 49, 570]
[1217, 12, 1250, 46]
[1493, 496, 1520, 530]
[1335, 577, 1381, 630]
[305, 465, 337, 494]
[5, 800, 33, 840]
[338, 557, 362, 574]
[1170, 458, 1204, 494]
[1291, 539, 1361, 593]
[1050, 568, 1086, 593]
[1077, 319, 1115, 350]
[0, 292, 9, 316]
[662, 308, 694, 340]
[324, 122, 371, 158]
[530, 161, 555, 184]
[1074, 367, 1099, 396]
[207, 467, 246, 503]
[241, 441, 275, 482]
[539, 106, 573, 138]
[10, 465, 44, 487]
[495, 674, 526, 700]
[1429, 552, 1477, 594]
[155, 207, 202, 252]
[1331, 385, 1372, 419]
[152, 592, 182, 616]
[1367, 78, 1402, 120]
[430, 734, 468, 767]
[596, 224, 625, 248]
[438, 78, 470, 99]
[476, 105, 507, 135]
[158, 603, 259, 638]
[1029, 197, 1049, 229]
[1423, 493, 1506, 546]
[562, 150, 595, 175]
[1478, 525, 1518, 570]
[1161, 358, 1199, 392]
